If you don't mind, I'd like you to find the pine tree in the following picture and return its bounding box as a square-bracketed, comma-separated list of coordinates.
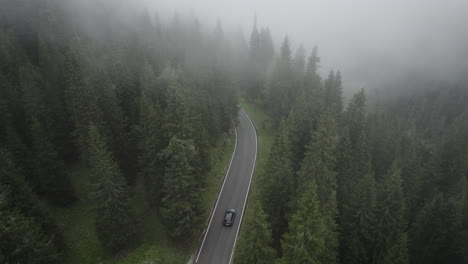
[303, 47, 324, 115]
[160, 136, 204, 240]
[235, 201, 276, 264]
[297, 110, 339, 263]
[30, 117, 74, 204]
[267, 36, 293, 120]
[19, 63, 74, 204]
[259, 27, 275, 69]
[286, 98, 313, 173]
[0, 149, 63, 262]
[373, 164, 408, 263]
[333, 70, 343, 113]
[324, 70, 335, 108]
[278, 181, 326, 264]
[137, 92, 164, 206]
[261, 127, 295, 251]
[0, 185, 61, 264]
[64, 49, 103, 160]
[324, 70, 343, 114]
[93, 75, 135, 182]
[346, 89, 367, 146]
[343, 171, 377, 264]
[409, 193, 463, 264]
[304, 47, 321, 89]
[292, 44, 306, 83]
[87, 124, 135, 253]
[247, 18, 263, 100]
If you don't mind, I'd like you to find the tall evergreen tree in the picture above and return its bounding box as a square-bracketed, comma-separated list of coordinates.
[278, 181, 326, 264]
[292, 44, 306, 83]
[342, 171, 377, 264]
[30, 117, 74, 204]
[87, 124, 135, 253]
[247, 18, 264, 100]
[64, 49, 103, 160]
[18, 63, 74, 203]
[373, 164, 408, 263]
[267, 36, 293, 120]
[160, 136, 204, 240]
[0, 149, 63, 262]
[137, 92, 164, 206]
[286, 97, 313, 173]
[235, 201, 276, 264]
[0, 186, 61, 264]
[303, 47, 324, 115]
[297, 110, 339, 263]
[261, 126, 295, 251]
[324, 70, 343, 114]
[409, 193, 464, 264]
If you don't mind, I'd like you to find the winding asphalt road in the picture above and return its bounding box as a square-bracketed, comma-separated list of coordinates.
[195, 108, 257, 264]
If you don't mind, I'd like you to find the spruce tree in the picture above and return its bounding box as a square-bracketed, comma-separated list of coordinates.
[137, 92, 164, 206]
[333, 70, 343, 113]
[30, 117, 74, 204]
[297, 110, 339, 263]
[409, 193, 463, 264]
[64, 49, 103, 159]
[0, 149, 63, 262]
[324, 70, 335, 109]
[261, 127, 295, 251]
[278, 181, 325, 264]
[292, 44, 306, 83]
[373, 164, 408, 263]
[87, 124, 135, 253]
[0, 186, 61, 264]
[259, 27, 275, 70]
[19, 63, 74, 204]
[303, 47, 324, 115]
[160, 136, 204, 240]
[346, 89, 367, 146]
[267, 36, 293, 120]
[235, 201, 276, 264]
[247, 18, 262, 100]
[93, 74, 135, 182]
[343, 171, 377, 264]
[286, 98, 313, 173]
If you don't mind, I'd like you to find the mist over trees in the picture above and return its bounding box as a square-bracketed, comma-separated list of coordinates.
[0, 0, 238, 259]
[1, 0, 467, 263]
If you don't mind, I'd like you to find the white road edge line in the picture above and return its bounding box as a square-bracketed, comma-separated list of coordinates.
[229, 108, 258, 264]
[195, 120, 238, 263]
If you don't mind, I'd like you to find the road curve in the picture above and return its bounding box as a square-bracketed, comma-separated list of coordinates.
[195, 108, 257, 264]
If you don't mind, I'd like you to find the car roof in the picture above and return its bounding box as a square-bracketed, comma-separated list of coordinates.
[225, 211, 234, 220]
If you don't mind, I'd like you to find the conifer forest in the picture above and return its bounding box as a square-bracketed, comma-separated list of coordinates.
[1, 0, 467, 263]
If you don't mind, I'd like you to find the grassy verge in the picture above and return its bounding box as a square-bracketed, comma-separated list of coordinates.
[46, 131, 235, 264]
[47, 164, 104, 264]
[233, 98, 277, 261]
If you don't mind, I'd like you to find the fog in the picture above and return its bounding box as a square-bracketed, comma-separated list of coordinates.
[144, 0, 468, 94]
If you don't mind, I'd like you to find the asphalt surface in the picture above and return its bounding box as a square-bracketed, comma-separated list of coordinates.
[195, 108, 257, 264]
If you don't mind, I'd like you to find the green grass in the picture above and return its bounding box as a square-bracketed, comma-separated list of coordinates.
[47, 164, 104, 264]
[46, 132, 235, 264]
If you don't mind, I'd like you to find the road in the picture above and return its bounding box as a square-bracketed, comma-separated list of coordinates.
[195, 108, 257, 264]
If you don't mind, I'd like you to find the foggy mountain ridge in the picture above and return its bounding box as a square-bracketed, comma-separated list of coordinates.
[36, 0, 468, 94]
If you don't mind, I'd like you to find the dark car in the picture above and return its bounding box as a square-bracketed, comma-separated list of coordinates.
[223, 209, 236, 226]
